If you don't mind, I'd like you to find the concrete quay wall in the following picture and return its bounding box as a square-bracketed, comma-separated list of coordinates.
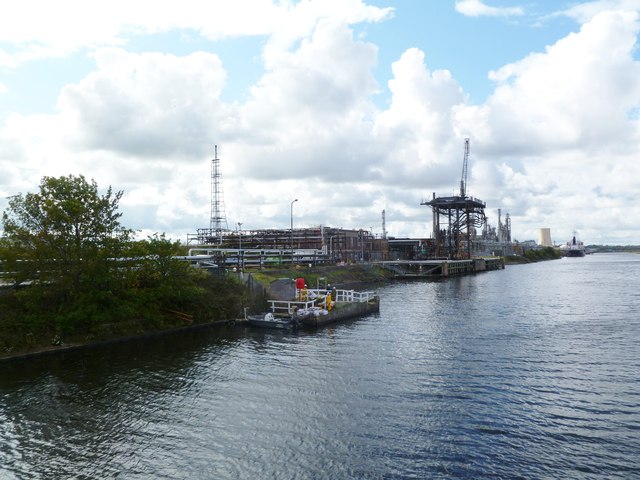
[376, 257, 505, 278]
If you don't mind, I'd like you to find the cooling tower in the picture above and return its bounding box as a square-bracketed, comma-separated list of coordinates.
[538, 228, 552, 246]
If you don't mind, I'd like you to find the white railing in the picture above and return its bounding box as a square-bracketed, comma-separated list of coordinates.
[268, 299, 317, 317]
[348, 290, 377, 302]
[302, 288, 377, 303]
[268, 288, 378, 316]
[268, 288, 377, 315]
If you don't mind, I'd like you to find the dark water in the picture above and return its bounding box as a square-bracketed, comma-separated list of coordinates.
[1, 253, 639, 479]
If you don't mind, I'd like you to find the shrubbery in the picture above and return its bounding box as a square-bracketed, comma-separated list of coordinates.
[0, 175, 246, 356]
[523, 246, 561, 262]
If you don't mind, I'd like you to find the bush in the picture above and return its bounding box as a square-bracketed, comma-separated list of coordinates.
[523, 247, 561, 262]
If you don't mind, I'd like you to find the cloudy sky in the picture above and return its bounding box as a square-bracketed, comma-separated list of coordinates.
[1, 0, 639, 245]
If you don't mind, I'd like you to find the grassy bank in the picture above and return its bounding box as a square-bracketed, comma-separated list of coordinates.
[0, 274, 247, 361]
[3, 259, 521, 361]
[505, 247, 562, 264]
[1, 264, 392, 361]
[249, 263, 395, 290]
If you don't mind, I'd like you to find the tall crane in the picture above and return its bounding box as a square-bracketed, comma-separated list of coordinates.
[459, 138, 470, 199]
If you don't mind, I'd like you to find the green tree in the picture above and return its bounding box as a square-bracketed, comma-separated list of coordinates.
[126, 233, 206, 308]
[1, 175, 133, 328]
[1, 175, 248, 355]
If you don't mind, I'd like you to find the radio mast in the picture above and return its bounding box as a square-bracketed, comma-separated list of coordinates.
[210, 145, 228, 244]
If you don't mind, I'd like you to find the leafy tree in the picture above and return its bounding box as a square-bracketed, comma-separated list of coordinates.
[0, 174, 247, 352]
[1, 175, 133, 328]
[125, 233, 207, 308]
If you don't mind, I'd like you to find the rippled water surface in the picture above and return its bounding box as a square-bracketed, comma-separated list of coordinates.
[2, 253, 639, 479]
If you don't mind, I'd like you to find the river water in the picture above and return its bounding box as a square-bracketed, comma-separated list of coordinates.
[1, 253, 639, 479]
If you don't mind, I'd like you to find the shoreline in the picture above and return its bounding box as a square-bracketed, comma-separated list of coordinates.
[0, 317, 245, 364]
[1, 258, 536, 363]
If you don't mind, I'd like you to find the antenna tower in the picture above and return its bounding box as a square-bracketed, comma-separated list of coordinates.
[210, 145, 228, 244]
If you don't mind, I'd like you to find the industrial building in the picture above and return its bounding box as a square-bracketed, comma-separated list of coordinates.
[188, 225, 384, 266]
[188, 141, 514, 269]
[421, 139, 512, 259]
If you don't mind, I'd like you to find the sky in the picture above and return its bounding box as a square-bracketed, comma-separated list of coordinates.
[1, 0, 640, 246]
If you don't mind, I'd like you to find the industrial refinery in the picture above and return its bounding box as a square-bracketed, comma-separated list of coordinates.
[187, 140, 514, 268]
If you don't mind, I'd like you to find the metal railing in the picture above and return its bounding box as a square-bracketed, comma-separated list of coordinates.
[268, 288, 377, 316]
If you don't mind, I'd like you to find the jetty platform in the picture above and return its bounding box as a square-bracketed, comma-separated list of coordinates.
[374, 257, 505, 278]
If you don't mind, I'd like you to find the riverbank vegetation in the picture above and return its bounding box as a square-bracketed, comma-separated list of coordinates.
[505, 247, 562, 264]
[0, 175, 245, 358]
[587, 245, 640, 253]
[249, 263, 395, 290]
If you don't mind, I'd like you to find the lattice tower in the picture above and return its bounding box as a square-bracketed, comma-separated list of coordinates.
[210, 145, 228, 244]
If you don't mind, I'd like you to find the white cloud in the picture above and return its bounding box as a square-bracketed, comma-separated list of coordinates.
[58, 48, 229, 159]
[373, 48, 467, 190]
[559, 0, 640, 23]
[455, 0, 524, 18]
[461, 10, 640, 154]
[0, 0, 392, 68]
[2, 1, 640, 244]
[235, 19, 381, 182]
[454, 9, 640, 243]
[0, 6, 397, 238]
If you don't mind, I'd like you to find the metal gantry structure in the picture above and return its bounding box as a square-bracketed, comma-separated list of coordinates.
[421, 138, 487, 259]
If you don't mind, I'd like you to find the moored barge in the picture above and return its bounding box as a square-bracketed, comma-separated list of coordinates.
[266, 287, 380, 328]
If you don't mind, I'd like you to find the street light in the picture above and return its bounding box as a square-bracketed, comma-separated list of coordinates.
[237, 222, 243, 271]
[290, 198, 298, 261]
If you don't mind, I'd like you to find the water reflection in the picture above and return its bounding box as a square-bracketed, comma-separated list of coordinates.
[2, 254, 639, 478]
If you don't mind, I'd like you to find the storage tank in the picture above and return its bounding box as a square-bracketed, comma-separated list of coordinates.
[538, 228, 552, 247]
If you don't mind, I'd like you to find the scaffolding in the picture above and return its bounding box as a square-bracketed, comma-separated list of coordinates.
[187, 226, 380, 265]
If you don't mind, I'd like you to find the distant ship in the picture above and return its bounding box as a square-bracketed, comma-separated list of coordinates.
[563, 233, 586, 257]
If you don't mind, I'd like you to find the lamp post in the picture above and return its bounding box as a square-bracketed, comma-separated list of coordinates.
[290, 198, 298, 262]
[237, 222, 243, 271]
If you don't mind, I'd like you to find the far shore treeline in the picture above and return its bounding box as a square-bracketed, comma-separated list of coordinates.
[0, 175, 246, 357]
